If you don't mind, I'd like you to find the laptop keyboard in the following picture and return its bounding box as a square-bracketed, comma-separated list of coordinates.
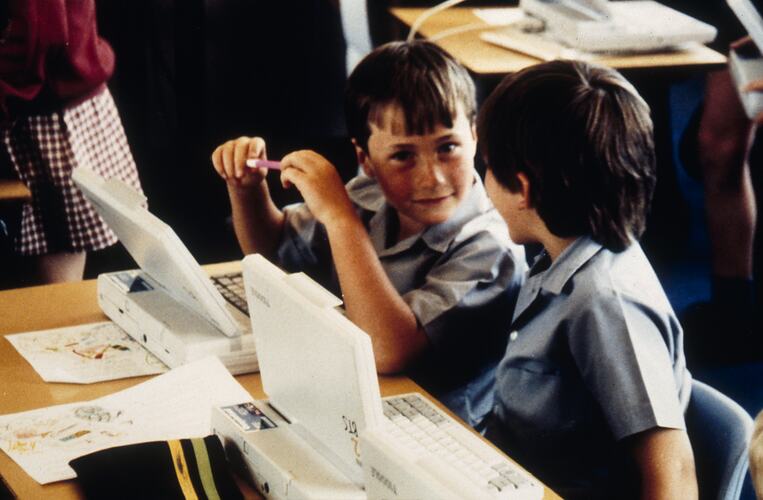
[211, 272, 248, 316]
[382, 393, 540, 498]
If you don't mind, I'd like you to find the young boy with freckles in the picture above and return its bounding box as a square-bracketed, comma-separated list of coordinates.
[211, 41, 526, 427]
[479, 60, 697, 499]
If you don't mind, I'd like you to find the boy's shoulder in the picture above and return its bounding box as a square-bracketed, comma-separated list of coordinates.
[455, 176, 511, 238]
[345, 171, 385, 212]
[560, 239, 673, 315]
[535, 240, 682, 361]
[448, 203, 523, 269]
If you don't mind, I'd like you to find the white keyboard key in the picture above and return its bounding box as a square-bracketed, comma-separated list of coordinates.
[382, 393, 543, 499]
[420, 435, 436, 448]
[463, 452, 478, 467]
[211, 272, 249, 315]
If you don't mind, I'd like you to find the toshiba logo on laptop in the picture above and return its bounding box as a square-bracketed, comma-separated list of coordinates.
[370, 466, 398, 496]
[249, 288, 270, 308]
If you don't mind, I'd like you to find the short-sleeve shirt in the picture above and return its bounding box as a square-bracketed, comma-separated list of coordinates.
[276, 170, 527, 426]
[488, 237, 691, 499]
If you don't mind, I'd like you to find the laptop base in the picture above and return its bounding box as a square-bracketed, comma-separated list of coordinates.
[98, 271, 258, 375]
[519, 0, 716, 53]
[212, 401, 365, 500]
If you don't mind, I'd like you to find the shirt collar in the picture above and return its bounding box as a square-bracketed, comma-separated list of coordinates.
[347, 171, 385, 212]
[512, 236, 602, 321]
[347, 170, 490, 254]
[530, 236, 603, 295]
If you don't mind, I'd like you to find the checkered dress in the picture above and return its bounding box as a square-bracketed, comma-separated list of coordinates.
[1, 87, 143, 256]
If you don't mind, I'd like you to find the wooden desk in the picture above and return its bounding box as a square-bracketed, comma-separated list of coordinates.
[0, 180, 31, 204]
[390, 7, 727, 75]
[0, 264, 561, 499]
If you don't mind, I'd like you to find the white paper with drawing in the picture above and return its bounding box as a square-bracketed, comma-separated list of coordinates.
[6, 321, 167, 384]
[0, 357, 251, 484]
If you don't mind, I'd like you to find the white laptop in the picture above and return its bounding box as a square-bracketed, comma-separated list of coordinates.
[71, 167, 257, 374]
[211, 254, 543, 499]
[514, 0, 717, 53]
[727, 0, 763, 118]
[729, 0, 763, 46]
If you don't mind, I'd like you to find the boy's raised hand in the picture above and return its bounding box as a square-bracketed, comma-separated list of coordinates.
[211, 136, 269, 189]
[280, 150, 356, 226]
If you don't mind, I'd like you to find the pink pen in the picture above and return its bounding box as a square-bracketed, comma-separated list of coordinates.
[246, 159, 282, 170]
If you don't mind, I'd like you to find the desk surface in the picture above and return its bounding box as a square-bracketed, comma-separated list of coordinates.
[0, 180, 31, 203]
[390, 7, 726, 75]
[0, 262, 560, 499]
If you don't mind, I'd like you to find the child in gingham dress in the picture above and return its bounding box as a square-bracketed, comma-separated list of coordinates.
[2, 89, 142, 256]
[0, 0, 143, 284]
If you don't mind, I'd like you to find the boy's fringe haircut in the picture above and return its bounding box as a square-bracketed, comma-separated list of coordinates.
[345, 41, 476, 152]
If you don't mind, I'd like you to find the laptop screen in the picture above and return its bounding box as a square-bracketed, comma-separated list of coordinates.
[242, 254, 384, 485]
[71, 167, 243, 338]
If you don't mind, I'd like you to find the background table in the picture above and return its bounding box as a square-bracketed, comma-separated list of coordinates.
[389, 7, 727, 76]
[0, 180, 30, 204]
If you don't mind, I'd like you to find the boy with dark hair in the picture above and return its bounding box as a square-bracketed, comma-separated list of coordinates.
[478, 60, 697, 499]
[211, 41, 525, 426]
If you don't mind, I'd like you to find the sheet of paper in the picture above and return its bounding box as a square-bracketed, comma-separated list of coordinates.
[472, 7, 526, 26]
[6, 321, 167, 384]
[0, 357, 252, 484]
[480, 26, 590, 61]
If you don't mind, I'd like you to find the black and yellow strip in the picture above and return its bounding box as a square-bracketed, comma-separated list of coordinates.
[168, 439, 199, 499]
[165, 437, 241, 500]
[69, 435, 242, 500]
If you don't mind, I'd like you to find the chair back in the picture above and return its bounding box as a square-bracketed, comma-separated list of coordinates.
[686, 379, 754, 500]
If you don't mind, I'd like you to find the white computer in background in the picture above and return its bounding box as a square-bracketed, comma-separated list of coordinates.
[516, 0, 716, 53]
[727, 0, 763, 119]
[71, 167, 257, 374]
[211, 253, 543, 499]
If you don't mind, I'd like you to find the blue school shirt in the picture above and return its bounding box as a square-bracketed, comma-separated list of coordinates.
[489, 236, 691, 498]
[275, 171, 526, 427]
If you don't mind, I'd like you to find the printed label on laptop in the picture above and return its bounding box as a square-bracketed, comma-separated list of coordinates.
[109, 271, 154, 294]
[220, 402, 277, 432]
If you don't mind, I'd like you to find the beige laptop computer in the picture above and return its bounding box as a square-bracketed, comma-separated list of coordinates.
[483, 0, 716, 55]
[71, 167, 257, 374]
[211, 254, 542, 499]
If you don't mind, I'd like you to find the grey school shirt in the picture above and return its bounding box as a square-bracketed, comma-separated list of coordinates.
[275, 170, 526, 427]
[488, 236, 691, 499]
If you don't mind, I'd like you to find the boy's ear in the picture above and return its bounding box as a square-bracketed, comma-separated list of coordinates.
[352, 138, 375, 178]
[516, 172, 532, 209]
